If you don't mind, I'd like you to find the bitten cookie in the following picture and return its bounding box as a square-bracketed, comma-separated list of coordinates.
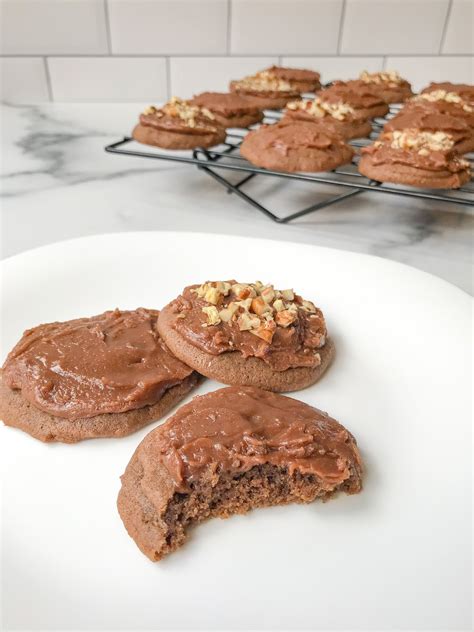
[117, 385, 363, 561]
[229, 71, 300, 109]
[317, 81, 390, 120]
[358, 70, 413, 103]
[264, 65, 321, 93]
[383, 107, 474, 155]
[421, 82, 474, 103]
[283, 97, 372, 140]
[358, 130, 471, 189]
[0, 309, 200, 443]
[189, 92, 264, 128]
[157, 281, 335, 392]
[132, 98, 226, 150]
[240, 120, 354, 173]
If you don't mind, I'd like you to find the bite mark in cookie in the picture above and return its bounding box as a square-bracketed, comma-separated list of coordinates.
[117, 385, 363, 561]
[157, 281, 335, 392]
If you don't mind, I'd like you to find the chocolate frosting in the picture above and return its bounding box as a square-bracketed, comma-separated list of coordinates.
[152, 386, 363, 493]
[421, 82, 474, 102]
[171, 281, 328, 372]
[384, 108, 473, 144]
[266, 65, 321, 83]
[258, 120, 337, 152]
[404, 98, 474, 128]
[318, 81, 386, 108]
[139, 101, 222, 136]
[2, 309, 193, 420]
[190, 92, 261, 117]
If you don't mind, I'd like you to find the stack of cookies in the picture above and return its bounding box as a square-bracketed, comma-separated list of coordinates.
[1, 279, 363, 562]
[130, 66, 472, 185]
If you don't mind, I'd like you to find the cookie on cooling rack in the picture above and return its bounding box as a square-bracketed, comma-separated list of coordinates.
[239, 120, 354, 173]
[0, 309, 200, 443]
[132, 98, 226, 150]
[358, 129, 471, 189]
[358, 70, 414, 104]
[283, 97, 372, 140]
[229, 71, 300, 109]
[406, 90, 474, 129]
[421, 82, 474, 103]
[383, 107, 474, 155]
[117, 385, 363, 561]
[189, 92, 264, 129]
[263, 65, 321, 93]
[317, 81, 389, 120]
[157, 280, 335, 392]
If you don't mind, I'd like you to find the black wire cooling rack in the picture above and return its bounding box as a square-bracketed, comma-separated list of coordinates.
[105, 107, 473, 223]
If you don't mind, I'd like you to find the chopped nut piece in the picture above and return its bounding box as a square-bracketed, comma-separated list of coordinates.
[204, 286, 221, 305]
[281, 289, 294, 301]
[251, 296, 272, 316]
[273, 298, 285, 312]
[250, 320, 276, 343]
[237, 312, 260, 331]
[218, 302, 239, 322]
[275, 310, 297, 328]
[260, 286, 275, 304]
[176, 313, 186, 319]
[301, 299, 317, 313]
[235, 298, 253, 311]
[232, 283, 256, 300]
[216, 281, 232, 296]
[202, 305, 221, 326]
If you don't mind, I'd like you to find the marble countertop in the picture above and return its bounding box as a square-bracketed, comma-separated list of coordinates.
[1, 102, 473, 293]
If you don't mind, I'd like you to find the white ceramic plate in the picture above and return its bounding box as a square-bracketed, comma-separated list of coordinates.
[1, 232, 471, 631]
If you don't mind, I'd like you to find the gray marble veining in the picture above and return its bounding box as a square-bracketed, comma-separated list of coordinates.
[1, 102, 473, 293]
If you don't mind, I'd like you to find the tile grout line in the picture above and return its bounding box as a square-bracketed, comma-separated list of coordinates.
[336, 0, 347, 55]
[165, 57, 171, 100]
[43, 57, 54, 101]
[1, 53, 472, 58]
[438, 0, 453, 54]
[103, 0, 113, 55]
[226, 0, 232, 56]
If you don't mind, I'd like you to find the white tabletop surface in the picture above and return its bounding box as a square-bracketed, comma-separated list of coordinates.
[1, 102, 473, 293]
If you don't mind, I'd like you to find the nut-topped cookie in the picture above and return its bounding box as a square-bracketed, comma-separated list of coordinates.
[358, 70, 413, 103]
[240, 120, 354, 173]
[132, 97, 226, 149]
[383, 107, 474, 155]
[0, 309, 200, 443]
[157, 281, 335, 392]
[421, 82, 474, 104]
[317, 81, 389, 120]
[229, 71, 300, 109]
[283, 97, 372, 140]
[189, 92, 264, 129]
[118, 385, 363, 561]
[358, 130, 471, 189]
[406, 90, 474, 129]
[263, 65, 321, 93]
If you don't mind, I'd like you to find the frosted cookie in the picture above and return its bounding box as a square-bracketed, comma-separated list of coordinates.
[283, 97, 372, 139]
[157, 280, 335, 392]
[118, 385, 363, 561]
[0, 309, 199, 443]
[383, 107, 474, 154]
[358, 70, 413, 103]
[189, 92, 264, 128]
[405, 91, 474, 130]
[421, 82, 474, 104]
[264, 65, 321, 92]
[317, 81, 389, 120]
[132, 98, 226, 149]
[240, 120, 354, 173]
[359, 130, 471, 189]
[229, 71, 300, 109]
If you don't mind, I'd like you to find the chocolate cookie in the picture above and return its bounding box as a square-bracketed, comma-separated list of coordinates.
[157, 281, 335, 392]
[132, 98, 226, 150]
[264, 65, 321, 93]
[406, 91, 474, 129]
[283, 97, 372, 140]
[229, 71, 300, 109]
[240, 120, 354, 173]
[383, 107, 474, 154]
[117, 385, 363, 561]
[359, 130, 471, 189]
[421, 82, 474, 103]
[317, 81, 389, 120]
[189, 92, 264, 128]
[0, 309, 200, 443]
[358, 70, 413, 103]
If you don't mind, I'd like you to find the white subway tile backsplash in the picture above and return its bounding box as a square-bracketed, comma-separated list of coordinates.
[385, 56, 474, 91]
[0, 58, 50, 102]
[48, 57, 167, 102]
[341, 0, 449, 54]
[230, 0, 343, 54]
[442, 0, 474, 54]
[170, 57, 278, 99]
[107, 0, 228, 54]
[281, 56, 384, 84]
[0, 0, 108, 55]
